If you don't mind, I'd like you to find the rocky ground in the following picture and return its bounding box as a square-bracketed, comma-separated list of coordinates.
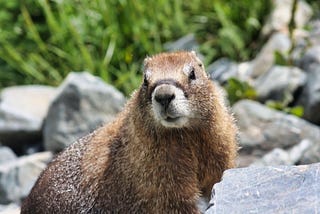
[1, 0, 320, 213]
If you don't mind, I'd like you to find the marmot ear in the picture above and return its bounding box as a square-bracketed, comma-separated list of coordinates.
[142, 56, 152, 76]
[143, 56, 152, 67]
[191, 50, 197, 56]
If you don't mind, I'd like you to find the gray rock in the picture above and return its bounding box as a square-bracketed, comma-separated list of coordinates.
[0, 147, 17, 164]
[0, 203, 20, 214]
[208, 59, 252, 85]
[299, 46, 320, 71]
[309, 20, 320, 46]
[44, 72, 126, 152]
[233, 100, 320, 165]
[248, 33, 291, 78]
[251, 139, 312, 166]
[254, 65, 307, 102]
[206, 163, 320, 213]
[164, 34, 200, 52]
[197, 197, 209, 214]
[207, 58, 238, 84]
[261, 0, 312, 36]
[0, 85, 56, 147]
[298, 66, 320, 125]
[251, 148, 291, 166]
[0, 152, 53, 204]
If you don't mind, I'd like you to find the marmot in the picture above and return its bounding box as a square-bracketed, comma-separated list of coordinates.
[21, 51, 238, 214]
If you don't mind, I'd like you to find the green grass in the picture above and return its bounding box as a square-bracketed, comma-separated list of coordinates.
[0, 0, 272, 96]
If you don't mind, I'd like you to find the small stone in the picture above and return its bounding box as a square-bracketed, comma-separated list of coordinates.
[308, 20, 320, 46]
[233, 100, 320, 166]
[0, 85, 56, 148]
[207, 58, 238, 84]
[208, 59, 252, 85]
[0, 152, 53, 204]
[0, 146, 17, 164]
[298, 66, 320, 125]
[254, 65, 306, 102]
[251, 139, 312, 166]
[299, 46, 320, 71]
[0, 203, 20, 214]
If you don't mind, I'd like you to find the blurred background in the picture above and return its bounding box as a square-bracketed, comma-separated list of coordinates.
[0, 0, 286, 95]
[0, 0, 320, 213]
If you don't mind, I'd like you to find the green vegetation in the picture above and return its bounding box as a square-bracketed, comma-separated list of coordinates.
[266, 90, 304, 118]
[0, 0, 272, 95]
[224, 78, 257, 105]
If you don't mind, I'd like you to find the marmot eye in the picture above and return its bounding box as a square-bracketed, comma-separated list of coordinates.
[189, 67, 196, 80]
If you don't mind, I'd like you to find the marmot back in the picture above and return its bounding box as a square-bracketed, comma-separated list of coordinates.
[21, 51, 238, 214]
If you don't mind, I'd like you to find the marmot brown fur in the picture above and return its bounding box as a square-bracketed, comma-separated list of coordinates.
[21, 51, 238, 214]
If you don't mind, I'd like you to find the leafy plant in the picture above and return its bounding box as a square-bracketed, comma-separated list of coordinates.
[266, 90, 304, 117]
[196, 0, 272, 63]
[266, 100, 304, 117]
[224, 77, 257, 105]
[0, 0, 189, 95]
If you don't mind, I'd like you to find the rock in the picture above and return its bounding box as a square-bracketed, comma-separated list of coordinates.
[248, 33, 291, 78]
[197, 197, 209, 214]
[206, 163, 320, 213]
[233, 100, 320, 166]
[207, 58, 238, 84]
[0, 152, 53, 204]
[298, 66, 320, 125]
[251, 139, 312, 166]
[44, 72, 126, 152]
[208, 59, 252, 85]
[299, 46, 320, 71]
[309, 20, 320, 46]
[0, 146, 17, 164]
[0, 203, 20, 214]
[262, 0, 312, 36]
[164, 34, 200, 52]
[254, 65, 306, 102]
[0, 85, 56, 148]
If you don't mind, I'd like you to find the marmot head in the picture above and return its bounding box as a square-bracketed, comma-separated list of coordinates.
[137, 51, 214, 129]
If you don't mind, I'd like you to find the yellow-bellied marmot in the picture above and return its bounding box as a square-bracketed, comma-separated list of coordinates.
[21, 51, 238, 214]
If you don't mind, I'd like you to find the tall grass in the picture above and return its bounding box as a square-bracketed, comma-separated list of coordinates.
[0, 0, 272, 95]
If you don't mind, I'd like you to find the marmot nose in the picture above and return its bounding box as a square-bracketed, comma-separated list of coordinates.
[154, 93, 175, 108]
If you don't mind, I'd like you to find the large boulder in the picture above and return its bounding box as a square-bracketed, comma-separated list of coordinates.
[233, 100, 320, 166]
[206, 163, 320, 213]
[0, 152, 53, 204]
[44, 72, 126, 152]
[254, 65, 306, 102]
[0, 85, 56, 148]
